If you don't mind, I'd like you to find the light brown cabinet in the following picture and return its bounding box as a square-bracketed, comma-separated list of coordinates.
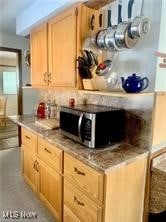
[21, 127, 148, 222]
[21, 127, 63, 222]
[30, 4, 101, 89]
[30, 23, 48, 86]
[22, 146, 38, 192]
[64, 152, 148, 222]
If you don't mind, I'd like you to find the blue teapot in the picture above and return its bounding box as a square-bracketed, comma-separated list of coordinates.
[121, 73, 149, 93]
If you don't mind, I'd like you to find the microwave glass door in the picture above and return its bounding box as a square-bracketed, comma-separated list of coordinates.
[60, 112, 80, 137]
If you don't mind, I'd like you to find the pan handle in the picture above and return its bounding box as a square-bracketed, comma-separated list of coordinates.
[128, 0, 134, 20]
[99, 13, 103, 28]
[118, 3, 122, 24]
[107, 9, 112, 27]
[90, 14, 95, 31]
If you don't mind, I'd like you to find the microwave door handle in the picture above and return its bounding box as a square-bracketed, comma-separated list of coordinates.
[78, 113, 84, 142]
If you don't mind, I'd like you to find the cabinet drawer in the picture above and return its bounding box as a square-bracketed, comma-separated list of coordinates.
[64, 153, 104, 205]
[64, 179, 102, 222]
[38, 137, 62, 172]
[21, 128, 37, 153]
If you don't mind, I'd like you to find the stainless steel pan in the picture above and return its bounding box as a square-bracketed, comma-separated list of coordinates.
[130, 0, 150, 38]
[104, 3, 122, 51]
[96, 8, 112, 50]
[115, 0, 137, 49]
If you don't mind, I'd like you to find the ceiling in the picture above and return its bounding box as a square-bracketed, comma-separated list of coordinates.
[0, 0, 36, 35]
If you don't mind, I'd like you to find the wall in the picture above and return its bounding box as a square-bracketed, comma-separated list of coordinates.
[0, 33, 39, 114]
[94, 0, 162, 92]
[0, 57, 17, 116]
[155, 0, 166, 91]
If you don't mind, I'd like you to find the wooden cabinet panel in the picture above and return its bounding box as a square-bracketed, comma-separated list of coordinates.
[48, 7, 77, 88]
[103, 157, 148, 222]
[64, 179, 102, 222]
[22, 146, 38, 193]
[38, 137, 62, 172]
[64, 153, 104, 205]
[64, 205, 81, 222]
[30, 23, 48, 86]
[38, 160, 62, 221]
[21, 127, 37, 153]
[152, 92, 166, 146]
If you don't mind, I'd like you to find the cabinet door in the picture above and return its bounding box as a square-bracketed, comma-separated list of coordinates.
[22, 146, 38, 192]
[30, 23, 48, 86]
[38, 160, 62, 222]
[48, 7, 77, 88]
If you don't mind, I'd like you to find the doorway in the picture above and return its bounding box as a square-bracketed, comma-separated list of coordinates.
[0, 47, 22, 149]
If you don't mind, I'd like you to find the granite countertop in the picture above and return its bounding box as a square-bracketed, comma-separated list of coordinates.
[10, 115, 149, 173]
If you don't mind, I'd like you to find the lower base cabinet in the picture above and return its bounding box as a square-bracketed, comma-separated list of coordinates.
[21, 136, 62, 222]
[22, 146, 38, 193]
[64, 153, 148, 222]
[38, 159, 62, 221]
[21, 127, 148, 222]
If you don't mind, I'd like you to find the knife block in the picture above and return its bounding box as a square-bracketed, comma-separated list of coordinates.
[82, 79, 97, 90]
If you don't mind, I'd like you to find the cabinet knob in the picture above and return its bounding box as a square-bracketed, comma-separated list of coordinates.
[43, 72, 47, 83]
[47, 72, 52, 84]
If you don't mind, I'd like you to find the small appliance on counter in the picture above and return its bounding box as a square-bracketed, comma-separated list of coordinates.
[59, 104, 125, 148]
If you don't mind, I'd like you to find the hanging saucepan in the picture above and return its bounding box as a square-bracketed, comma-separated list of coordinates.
[95, 7, 113, 50]
[96, 29, 108, 50]
[104, 3, 122, 51]
[129, 0, 150, 38]
[114, 0, 137, 49]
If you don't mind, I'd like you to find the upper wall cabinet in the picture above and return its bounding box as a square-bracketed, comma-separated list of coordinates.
[30, 4, 101, 89]
[48, 7, 77, 88]
[30, 23, 48, 87]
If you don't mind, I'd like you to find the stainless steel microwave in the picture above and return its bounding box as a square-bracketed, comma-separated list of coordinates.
[59, 104, 125, 148]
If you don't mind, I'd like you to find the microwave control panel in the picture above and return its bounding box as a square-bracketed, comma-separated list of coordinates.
[83, 118, 92, 141]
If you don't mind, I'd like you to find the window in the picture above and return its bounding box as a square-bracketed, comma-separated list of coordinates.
[3, 72, 17, 94]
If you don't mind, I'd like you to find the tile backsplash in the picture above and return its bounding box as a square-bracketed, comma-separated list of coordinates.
[39, 89, 154, 150]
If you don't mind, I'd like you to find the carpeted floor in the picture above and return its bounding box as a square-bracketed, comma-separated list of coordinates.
[0, 147, 56, 222]
[0, 119, 18, 150]
[0, 119, 18, 140]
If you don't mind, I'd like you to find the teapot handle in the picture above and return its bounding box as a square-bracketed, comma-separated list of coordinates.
[141, 77, 149, 90]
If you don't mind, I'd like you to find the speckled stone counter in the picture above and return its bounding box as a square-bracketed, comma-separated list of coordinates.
[10, 115, 148, 173]
[149, 153, 166, 213]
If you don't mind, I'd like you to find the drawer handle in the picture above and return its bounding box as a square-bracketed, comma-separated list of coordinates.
[44, 148, 52, 154]
[74, 196, 85, 207]
[36, 161, 39, 172]
[25, 135, 30, 140]
[33, 160, 37, 170]
[74, 167, 85, 176]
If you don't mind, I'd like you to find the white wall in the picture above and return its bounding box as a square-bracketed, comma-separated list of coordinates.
[155, 0, 166, 91]
[94, 0, 162, 92]
[0, 33, 39, 114]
